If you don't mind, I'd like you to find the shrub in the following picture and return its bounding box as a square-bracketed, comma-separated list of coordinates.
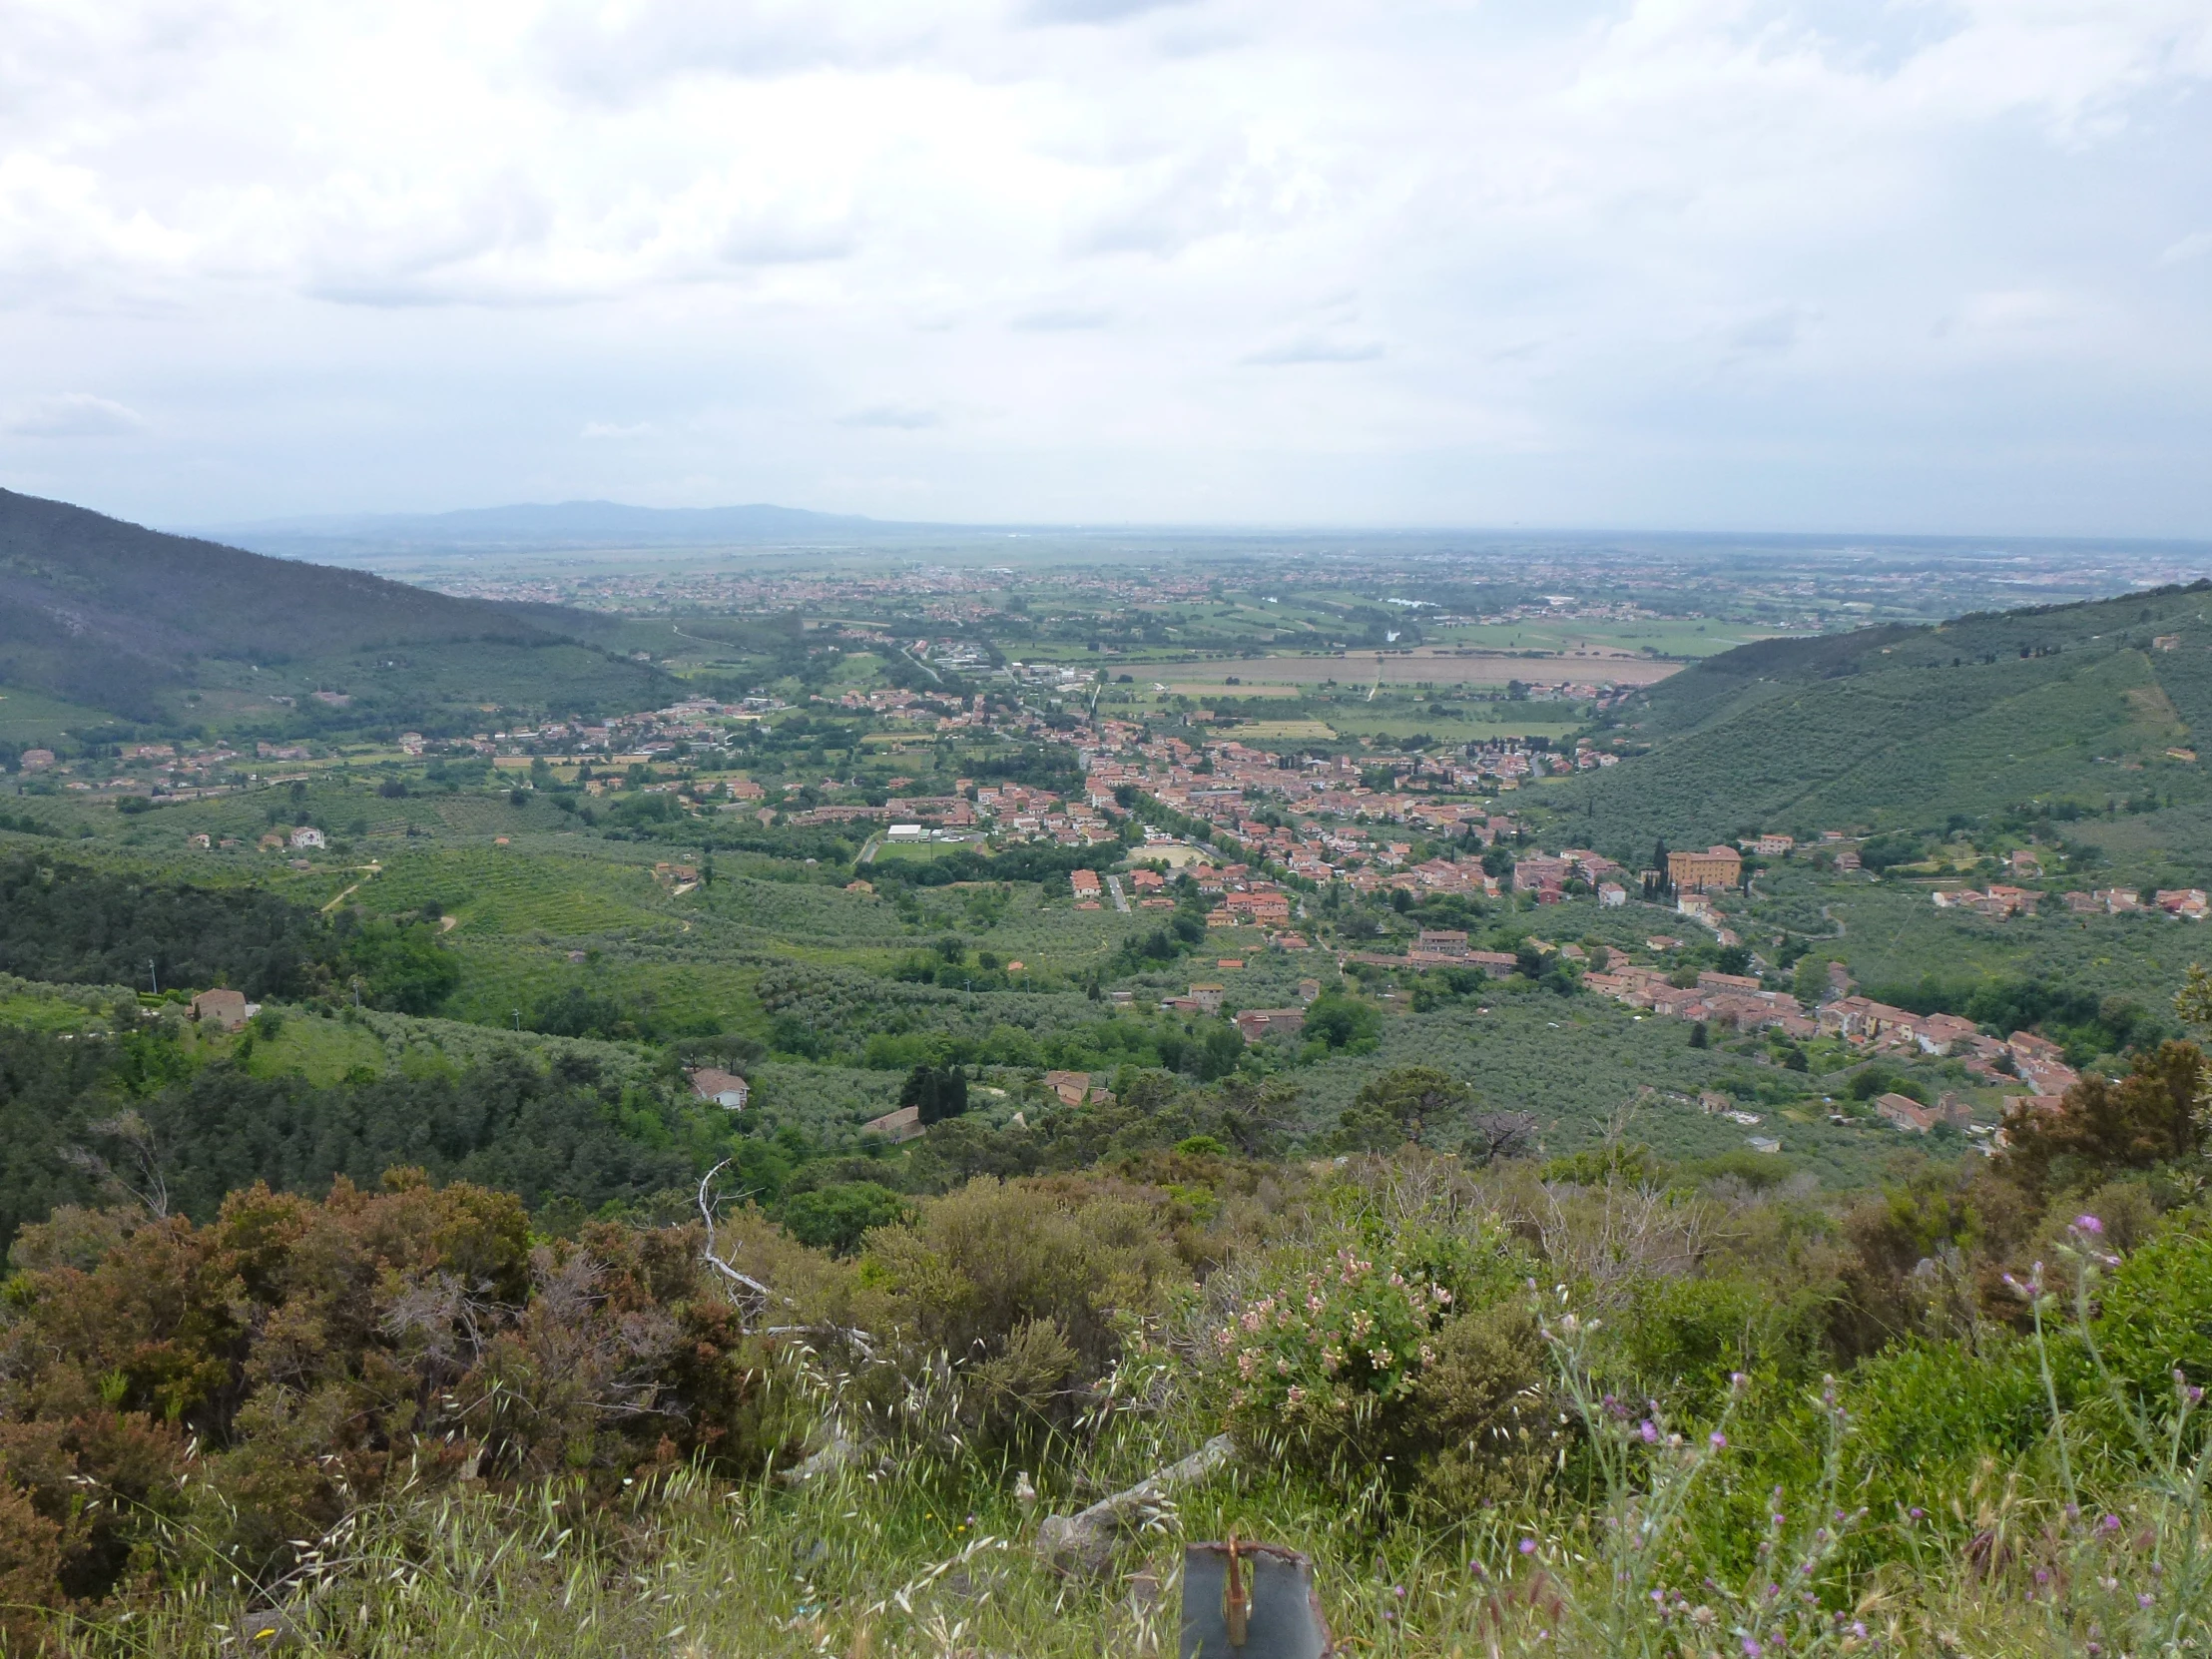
[862, 1176, 1183, 1438]
[1615, 1272, 1830, 1414]
[2087, 1214, 2212, 1398]
[777, 1181, 907, 1255]
[1194, 1196, 1532, 1483]
[1998, 1041, 2205, 1196]
[1539, 1143, 1670, 1188]
[1841, 1337, 2046, 1478]
[1325, 1065, 1470, 1152]
[0, 1173, 850, 1619]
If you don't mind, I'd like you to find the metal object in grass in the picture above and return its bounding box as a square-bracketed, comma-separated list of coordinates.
[1181, 1536, 1333, 1659]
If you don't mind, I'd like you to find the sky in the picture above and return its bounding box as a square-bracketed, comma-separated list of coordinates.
[2, 0, 2209, 537]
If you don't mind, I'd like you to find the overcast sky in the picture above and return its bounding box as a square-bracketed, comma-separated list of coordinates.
[2, 0, 2209, 536]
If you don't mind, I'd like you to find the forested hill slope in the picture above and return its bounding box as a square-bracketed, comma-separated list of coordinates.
[0, 489, 666, 727]
[1561, 580, 2212, 849]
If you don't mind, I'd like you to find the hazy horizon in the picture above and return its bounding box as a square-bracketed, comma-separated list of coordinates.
[187, 495, 2212, 551]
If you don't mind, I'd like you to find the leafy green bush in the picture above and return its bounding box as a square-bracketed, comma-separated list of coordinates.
[863, 1175, 1183, 1438]
[1840, 1337, 2047, 1478]
[777, 1181, 908, 1254]
[1615, 1272, 1830, 1414]
[1324, 1065, 1469, 1152]
[1193, 1196, 1531, 1482]
[1303, 992, 1382, 1053]
[2088, 1214, 2212, 1396]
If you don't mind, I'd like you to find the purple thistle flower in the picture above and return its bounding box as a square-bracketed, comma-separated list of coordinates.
[1519, 1537, 1537, 1555]
[1640, 1419, 1659, 1444]
[2073, 1214, 2103, 1235]
[1710, 1430, 1728, 1449]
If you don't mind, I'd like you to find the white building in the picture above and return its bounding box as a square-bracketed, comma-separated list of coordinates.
[688, 1068, 750, 1110]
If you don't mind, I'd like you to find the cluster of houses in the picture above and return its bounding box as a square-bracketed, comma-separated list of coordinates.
[1931, 885, 2042, 917]
[1585, 963, 1816, 1039]
[1938, 884, 2207, 920]
[1576, 954, 2085, 1135]
[783, 777, 1125, 847]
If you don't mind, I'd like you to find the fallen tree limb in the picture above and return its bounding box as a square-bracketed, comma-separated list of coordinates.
[779, 1424, 861, 1485]
[697, 1163, 876, 1359]
[1034, 1433, 1236, 1576]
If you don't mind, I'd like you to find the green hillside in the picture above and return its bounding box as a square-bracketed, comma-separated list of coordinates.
[1559, 581, 2212, 848]
[0, 488, 668, 734]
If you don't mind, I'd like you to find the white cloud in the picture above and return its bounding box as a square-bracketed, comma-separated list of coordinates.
[838, 404, 942, 429]
[1242, 335, 1384, 366]
[0, 0, 2206, 531]
[1724, 305, 1820, 357]
[2158, 231, 2212, 268]
[1023, 0, 1200, 28]
[1012, 305, 1113, 330]
[3, 393, 147, 437]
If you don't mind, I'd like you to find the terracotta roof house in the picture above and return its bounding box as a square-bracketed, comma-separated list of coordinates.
[1875, 1092, 1970, 1134]
[1042, 1069, 1113, 1106]
[191, 988, 253, 1031]
[688, 1068, 750, 1110]
[861, 1105, 925, 1143]
[1234, 1008, 1307, 1044]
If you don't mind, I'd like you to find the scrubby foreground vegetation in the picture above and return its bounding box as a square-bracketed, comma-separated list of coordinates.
[0, 978, 2205, 1655]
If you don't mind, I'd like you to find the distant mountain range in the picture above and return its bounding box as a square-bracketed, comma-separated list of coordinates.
[0, 488, 662, 733]
[203, 499, 911, 560]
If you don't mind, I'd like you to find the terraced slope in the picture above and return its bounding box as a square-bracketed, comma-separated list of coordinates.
[1563, 582, 2212, 848]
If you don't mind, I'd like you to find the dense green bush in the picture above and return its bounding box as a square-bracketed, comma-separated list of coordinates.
[2087, 1213, 2212, 1396]
[0, 1176, 834, 1623]
[777, 1180, 907, 1254]
[862, 1175, 1187, 1440]
[1191, 1185, 1532, 1486]
[1616, 1271, 1832, 1413]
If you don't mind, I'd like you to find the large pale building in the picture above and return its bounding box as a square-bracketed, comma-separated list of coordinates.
[1668, 845, 1744, 893]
